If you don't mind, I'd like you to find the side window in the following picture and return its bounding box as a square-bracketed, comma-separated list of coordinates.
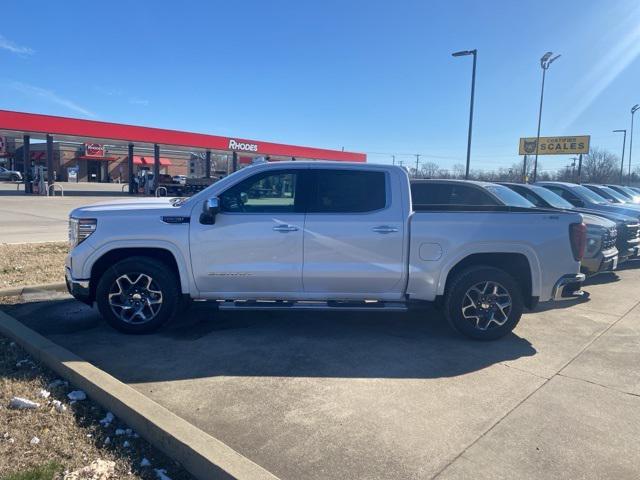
[309, 169, 386, 213]
[220, 170, 299, 213]
[547, 187, 579, 206]
[449, 185, 497, 205]
[517, 189, 543, 207]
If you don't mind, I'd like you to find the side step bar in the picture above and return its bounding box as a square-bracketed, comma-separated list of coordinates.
[218, 300, 408, 312]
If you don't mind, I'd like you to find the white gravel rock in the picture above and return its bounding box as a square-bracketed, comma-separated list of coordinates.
[123, 440, 130, 448]
[30, 436, 40, 445]
[38, 389, 50, 399]
[140, 458, 151, 467]
[114, 428, 126, 436]
[48, 379, 68, 389]
[99, 412, 115, 426]
[9, 397, 40, 409]
[63, 459, 115, 480]
[154, 469, 172, 480]
[67, 390, 87, 401]
[52, 400, 67, 413]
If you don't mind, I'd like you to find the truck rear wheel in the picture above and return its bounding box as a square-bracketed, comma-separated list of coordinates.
[96, 256, 181, 334]
[444, 266, 523, 340]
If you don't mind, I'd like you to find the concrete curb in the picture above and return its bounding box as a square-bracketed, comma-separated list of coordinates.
[0, 281, 67, 297]
[0, 310, 279, 480]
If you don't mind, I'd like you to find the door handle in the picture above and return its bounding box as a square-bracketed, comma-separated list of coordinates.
[273, 224, 299, 233]
[372, 225, 399, 234]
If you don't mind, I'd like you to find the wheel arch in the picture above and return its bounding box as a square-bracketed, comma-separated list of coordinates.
[440, 252, 538, 309]
[87, 245, 189, 302]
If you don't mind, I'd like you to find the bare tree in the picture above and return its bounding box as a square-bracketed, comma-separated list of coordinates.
[420, 161, 439, 178]
[581, 148, 618, 183]
[451, 163, 465, 179]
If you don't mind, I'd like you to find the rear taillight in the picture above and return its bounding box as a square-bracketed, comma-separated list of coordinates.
[570, 222, 587, 261]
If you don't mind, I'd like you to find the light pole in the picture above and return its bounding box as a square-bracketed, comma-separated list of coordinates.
[629, 105, 639, 184]
[452, 49, 477, 180]
[613, 129, 627, 184]
[532, 51, 561, 183]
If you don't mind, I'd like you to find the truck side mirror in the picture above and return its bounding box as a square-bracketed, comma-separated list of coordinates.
[200, 197, 220, 225]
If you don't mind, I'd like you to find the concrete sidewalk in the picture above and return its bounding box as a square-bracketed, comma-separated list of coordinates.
[3, 264, 640, 479]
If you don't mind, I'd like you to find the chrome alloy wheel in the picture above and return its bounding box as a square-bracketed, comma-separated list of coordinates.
[108, 273, 163, 324]
[461, 281, 512, 331]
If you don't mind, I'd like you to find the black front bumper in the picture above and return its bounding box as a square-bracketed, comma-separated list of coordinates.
[65, 268, 92, 305]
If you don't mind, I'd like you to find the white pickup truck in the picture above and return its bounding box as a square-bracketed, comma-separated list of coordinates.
[66, 162, 586, 340]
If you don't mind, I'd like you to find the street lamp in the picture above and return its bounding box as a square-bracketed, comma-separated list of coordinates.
[613, 129, 627, 184]
[532, 51, 561, 183]
[629, 104, 640, 184]
[452, 49, 477, 180]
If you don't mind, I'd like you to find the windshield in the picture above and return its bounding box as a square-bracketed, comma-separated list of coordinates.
[483, 184, 535, 208]
[618, 186, 640, 199]
[572, 185, 609, 204]
[529, 185, 574, 209]
[600, 186, 629, 203]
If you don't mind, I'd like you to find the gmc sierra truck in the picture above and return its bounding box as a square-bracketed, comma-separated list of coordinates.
[66, 162, 586, 340]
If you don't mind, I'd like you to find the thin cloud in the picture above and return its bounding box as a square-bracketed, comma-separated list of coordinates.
[129, 97, 149, 106]
[8, 81, 95, 118]
[0, 34, 34, 55]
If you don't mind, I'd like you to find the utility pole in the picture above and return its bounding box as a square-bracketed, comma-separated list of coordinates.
[452, 49, 477, 180]
[392, 154, 396, 165]
[415, 154, 421, 178]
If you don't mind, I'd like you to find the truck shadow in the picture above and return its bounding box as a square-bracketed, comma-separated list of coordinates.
[3, 297, 537, 383]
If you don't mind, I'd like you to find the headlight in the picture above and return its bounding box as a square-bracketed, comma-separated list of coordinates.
[69, 218, 97, 247]
[584, 228, 603, 258]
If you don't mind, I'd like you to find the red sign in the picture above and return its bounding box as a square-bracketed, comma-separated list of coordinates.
[85, 143, 105, 157]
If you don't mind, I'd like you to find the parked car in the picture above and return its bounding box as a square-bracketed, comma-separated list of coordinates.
[605, 184, 640, 203]
[0, 166, 22, 181]
[66, 163, 586, 340]
[537, 181, 640, 259]
[583, 184, 630, 205]
[499, 183, 619, 275]
[409, 178, 536, 208]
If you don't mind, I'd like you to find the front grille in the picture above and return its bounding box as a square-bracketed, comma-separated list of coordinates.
[602, 227, 617, 250]
[623, 222, 640, 244]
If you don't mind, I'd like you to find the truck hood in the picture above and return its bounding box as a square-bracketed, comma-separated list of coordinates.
[70, 198, 180, 216]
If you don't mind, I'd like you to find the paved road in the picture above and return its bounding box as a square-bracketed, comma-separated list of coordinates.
[0, 182, 129, 243]
[4, 265, 640, 479]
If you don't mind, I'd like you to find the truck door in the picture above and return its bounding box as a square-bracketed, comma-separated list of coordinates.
[190, 168, 307, 295]
[302, 168, 405, 296]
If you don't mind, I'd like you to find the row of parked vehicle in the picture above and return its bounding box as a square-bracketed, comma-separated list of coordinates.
[410, 180, 640, 277]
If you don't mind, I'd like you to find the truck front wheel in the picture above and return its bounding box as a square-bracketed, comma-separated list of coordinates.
[95, 256, 181, 334]
[444, 266, 523, 340]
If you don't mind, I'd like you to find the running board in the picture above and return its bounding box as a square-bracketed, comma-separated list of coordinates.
[218, 300, 408, 312]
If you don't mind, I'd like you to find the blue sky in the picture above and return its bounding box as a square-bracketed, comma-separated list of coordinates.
[1, 0, 639, 173]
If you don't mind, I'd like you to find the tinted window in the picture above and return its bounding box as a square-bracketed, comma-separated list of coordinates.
[543, 186, 584, 206]
[220, 170, 299, 213]
[508, 186, 545, 207]
[411, 183, 497, 206]
[483, 185, 534, 207]
[309, 169, 386, 213]
[572, 185, 608, 204]
[528, 185, 574, 209]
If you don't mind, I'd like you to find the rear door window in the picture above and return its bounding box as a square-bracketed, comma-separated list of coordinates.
[308, 169, 386, 213]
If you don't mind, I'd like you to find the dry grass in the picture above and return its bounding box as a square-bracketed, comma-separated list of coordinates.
[0, 335, 194, 480]
[0, 243, 67, 289]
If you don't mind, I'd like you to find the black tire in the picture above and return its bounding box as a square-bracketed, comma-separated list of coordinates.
[444, 266, 523, 340]
[95, 256, 181, 334]
[10, 174, 19, 181]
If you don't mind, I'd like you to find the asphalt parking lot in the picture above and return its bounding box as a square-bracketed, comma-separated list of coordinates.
[3, 264, 640, 479]
[0, 182, 128, 243]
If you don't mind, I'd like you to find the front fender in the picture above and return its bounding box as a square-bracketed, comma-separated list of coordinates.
[82, 239, 195, 295]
